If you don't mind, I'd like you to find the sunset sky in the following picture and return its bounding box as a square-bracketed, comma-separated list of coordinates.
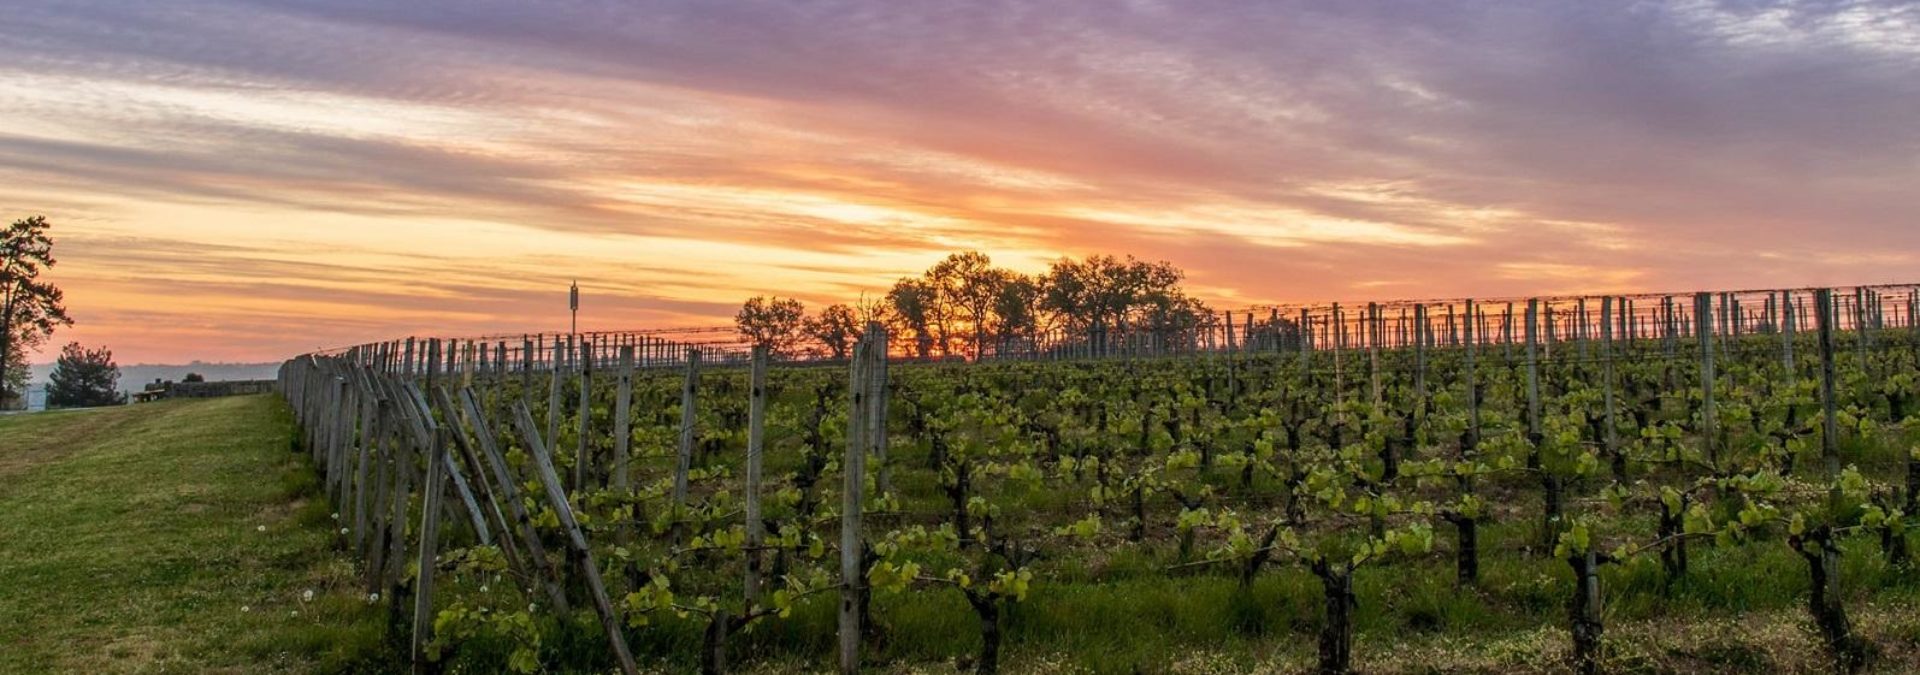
[3, 1, 1917, 363]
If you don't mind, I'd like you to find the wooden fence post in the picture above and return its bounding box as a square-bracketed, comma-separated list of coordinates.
[412, 427, 448, 675]
[745, 346, 769, 608]
[868, 324, 891, 496]
[1781, 290, 1796, 373]
[1414, 304, 1428, 402]
[840, 334, 871, 675]
[545, 340, 565, 483]
[453, 388, 571, 614]
[1601, 297, 1620, 479]
[1525, 299, 1542, 449]
[1367, 302, 1382, 406]
[674, 348, 701, 507]
[1696, 292, 1716, 465]
[1462, 300, 1479, 453]
[1816, 289, 1839, 476]
[613, 346, 634, 546]
[510, 401, 640, 675]
[575, 347, 594, 492]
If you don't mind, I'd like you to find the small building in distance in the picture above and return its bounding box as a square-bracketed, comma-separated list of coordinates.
[134, 377, 275, 402]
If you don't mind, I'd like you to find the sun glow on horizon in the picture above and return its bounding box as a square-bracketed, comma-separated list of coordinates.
[2, 0, 1917, 363]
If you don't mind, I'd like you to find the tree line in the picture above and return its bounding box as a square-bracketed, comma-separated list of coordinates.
[734, 251, 1221, 361]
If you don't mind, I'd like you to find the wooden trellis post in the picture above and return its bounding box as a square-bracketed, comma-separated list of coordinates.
[613, 346, 635, 544]
[1367, 302, 1382, 406]
[1525, 299, 1542, 449]
[509, 402, 640, 675]
[1464, 299, 1480, 452]
[453, 388, 571, 614]
[412, 425, 448, 675]
[674, 348, 701, 506]
[840, 332, 872, 675]
[1816, 289, 1840, 476]
[545, 339, 565, 481]
[1781, 290, 1796, 373]
[1601, 297, 1620, 479]
[1414, 304, 1428, 402]
[868, 324, 892, 496]
[1696, 292, 1717, 465]
[745, 346, 768, 607]
[575, 347, 594, 491]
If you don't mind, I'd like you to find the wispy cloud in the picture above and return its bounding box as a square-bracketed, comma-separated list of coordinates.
[1, 0, 1915, 361]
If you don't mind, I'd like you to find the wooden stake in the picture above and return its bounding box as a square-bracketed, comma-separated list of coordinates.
[840, 335, 870, 675]
[745, 346, 769, 608]
[673, 348, 701, 506]
[1696, 292, 1716, 465]
[510, 401, 639, 675]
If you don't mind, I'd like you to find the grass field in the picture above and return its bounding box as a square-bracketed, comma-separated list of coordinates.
[0, 396, 390, 674]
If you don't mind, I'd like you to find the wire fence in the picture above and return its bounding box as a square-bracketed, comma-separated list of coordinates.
[301, 282, 1920, 379]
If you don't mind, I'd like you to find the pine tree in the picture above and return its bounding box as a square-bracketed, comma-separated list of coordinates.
[46, 342, 122, 408]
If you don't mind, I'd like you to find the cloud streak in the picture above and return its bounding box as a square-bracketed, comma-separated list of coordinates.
[1, 0, 1915, 361]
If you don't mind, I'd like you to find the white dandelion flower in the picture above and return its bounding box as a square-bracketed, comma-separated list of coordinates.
[241, 605, 251, 613]
[256, 525, 267, 532]
[368, 592, 380, 603]
[340, 528, 350, 535]
[302, 590, 315, 603]
[331, 512, 340, 521]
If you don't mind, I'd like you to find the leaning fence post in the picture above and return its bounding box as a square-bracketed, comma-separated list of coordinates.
[545, 340, 565, 482]
[412, 426, 448, 675]
[510, 401, 640, 675]
[454, 388, 571, 614]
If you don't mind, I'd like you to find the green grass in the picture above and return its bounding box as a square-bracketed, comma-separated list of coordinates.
[0, 396, 390, 674]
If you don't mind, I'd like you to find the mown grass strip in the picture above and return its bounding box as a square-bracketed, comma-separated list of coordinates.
[0, 396, 390, 674]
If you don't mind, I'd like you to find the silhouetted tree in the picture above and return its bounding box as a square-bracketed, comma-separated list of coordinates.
[46, 342, 122, 408]
[990, 274, 1043, 357]
[887, 278, 940, 359]
[768, 251, 1212, 361]
[182, 372, 206, 383]
[805, 304, 862, 360]
[1040, 255, 1210, 351]
[927, 251, 1013, 361]
[734, 296, 807, 356]
[1, 216, 72, 407]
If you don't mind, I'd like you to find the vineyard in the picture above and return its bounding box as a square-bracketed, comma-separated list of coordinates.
[278, 285, 1920, 674]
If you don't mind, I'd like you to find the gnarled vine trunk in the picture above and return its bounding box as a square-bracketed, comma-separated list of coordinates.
[1445, 512, 1479, 585]
[1657, 499, 1688, 586]
[964, 591, 1002, 675]
[1568, 550, 1603, 675]
[1311, 561, 1355, 675]
[1795, 532, 1872, 673]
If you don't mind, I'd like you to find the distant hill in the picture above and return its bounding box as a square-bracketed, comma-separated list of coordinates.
[28, 361, 281, 395]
